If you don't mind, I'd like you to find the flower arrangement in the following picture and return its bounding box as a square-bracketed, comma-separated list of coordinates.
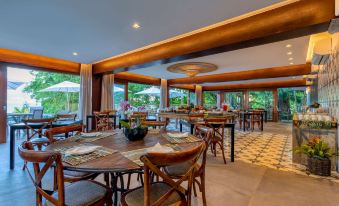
[138, 105, 146, 112]
[295, 137, 334, 159]
[120, 101, 131, 112]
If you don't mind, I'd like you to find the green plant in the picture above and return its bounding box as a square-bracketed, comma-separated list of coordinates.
[295, 137, 334, 159]
[13, 104, 29, 113]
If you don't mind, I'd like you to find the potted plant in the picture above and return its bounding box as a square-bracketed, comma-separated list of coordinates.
[295, 137, 334, 176]
[120, 118, 148, 141]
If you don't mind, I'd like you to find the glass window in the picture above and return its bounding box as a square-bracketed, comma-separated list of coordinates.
[249, 90, 273, 120]
[114, 83, 125, 110]
[189, 92, 196, 106]
[169, 88, 189, 107]
[278, 88, 306, 121]
[203, 91, 218, 109]
[128, 83, 160, 112]
[8, 67, 80, 115]
[224, 92, 243, 110]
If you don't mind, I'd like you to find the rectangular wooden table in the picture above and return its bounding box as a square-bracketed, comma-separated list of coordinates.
[9, 119, 82, 170]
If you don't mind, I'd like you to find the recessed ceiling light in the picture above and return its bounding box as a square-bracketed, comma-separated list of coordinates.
[286, 44, 292, 48]
[132, 23, 141, 29]
[72, 52, 78, 56]
[287, 52, 293, 55]
[290, 62, 294, 65]
[292, 76, 296, 79]
[288, 57, 294, 61]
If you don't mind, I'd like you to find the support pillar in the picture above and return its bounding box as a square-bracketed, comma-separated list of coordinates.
[160, 79, 168, 109]
[195, 85, 203, 106]
[217, 91, 224, 109]
[243, 90, 249, 110]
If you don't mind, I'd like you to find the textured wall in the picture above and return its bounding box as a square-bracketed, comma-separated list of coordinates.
[318, 34, 339, 122]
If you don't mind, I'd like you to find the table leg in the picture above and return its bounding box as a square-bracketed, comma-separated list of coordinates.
[10, 127, 15, 170]
[190, 124, 194, 135]
[110, 172, 118, 206]
[179, 122, 183, 132]
[243, 113, 246, 132]
[261, 113, 264, 131]
[231, 125, 235, 162]
[86, 116, 90, 132]
[114, 116, 117, 129]
[265, 111, 268, 123]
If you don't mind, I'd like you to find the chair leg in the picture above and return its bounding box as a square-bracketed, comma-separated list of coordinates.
[104, 173, 110, 187]
[220, 139, 227, 164]
[193, 180, 197, 197]
[200, 173, 207, 206]
[126, 173, 131, 190]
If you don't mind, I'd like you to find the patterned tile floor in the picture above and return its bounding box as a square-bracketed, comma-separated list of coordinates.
[167, 121, 339, 182]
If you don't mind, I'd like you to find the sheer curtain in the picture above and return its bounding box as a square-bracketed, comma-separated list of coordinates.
[100, 74, 115, 111]
[160, 79, 168, 109]
[79, 64, 92, 125]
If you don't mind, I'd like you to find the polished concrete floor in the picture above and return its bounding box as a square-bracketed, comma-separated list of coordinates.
[1, 122, 339, 206]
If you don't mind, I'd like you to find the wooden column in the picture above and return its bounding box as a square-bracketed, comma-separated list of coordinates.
[92, 74, 102, 113]
[217, 91, 224, 109]
[0, 63, 7, 143]
[272, 89, 279, 122]
[160, 79, 168, 109]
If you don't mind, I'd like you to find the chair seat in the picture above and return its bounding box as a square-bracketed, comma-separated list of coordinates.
[64, 170, 95, 179]
[29, 137, 49, 144]
[164, 162, 200, 177]
[123, 182, 184, 206]
[46, 180, 108, 206]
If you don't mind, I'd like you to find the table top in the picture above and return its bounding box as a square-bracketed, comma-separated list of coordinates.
[9, 119, 82, 128]
[46, 130, 200, 173]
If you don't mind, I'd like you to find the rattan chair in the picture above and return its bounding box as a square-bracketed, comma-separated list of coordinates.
[120, 142, 205, 206]
[251, 110, 263, 131]
[94, 111, 113, 131]
[18, 141, 113, 206]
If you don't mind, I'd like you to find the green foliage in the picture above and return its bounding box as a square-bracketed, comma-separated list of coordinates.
[295, 138, 334, 159]
[120, 118, 147, 129]
[225, 92, 243, 109]
[249, 91, 272, 109]
[23, 71, 80, 114]
[13, 103, 29, 113]
[119, 120, 131, 129]
[203, 91, 217, 108]
[278, 88, 306, 120]
[128, 83, 160, 108]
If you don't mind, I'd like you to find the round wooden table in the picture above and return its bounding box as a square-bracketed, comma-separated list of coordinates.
[46, 130, 201, 206]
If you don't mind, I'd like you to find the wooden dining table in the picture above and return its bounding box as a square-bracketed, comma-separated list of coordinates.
[45, 130, 202, 206]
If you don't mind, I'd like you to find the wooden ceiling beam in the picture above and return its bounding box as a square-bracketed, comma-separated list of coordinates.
[168, 63, 311, 85]
[0, 48, 80, 74]
[170, 84, 196, 91]
[114, 72, 161, 85]
[93, 0, 334, 74]
[202, 79, 307, 91]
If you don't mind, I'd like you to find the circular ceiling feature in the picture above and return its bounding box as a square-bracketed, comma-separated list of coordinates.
[167, 62, 218, 77]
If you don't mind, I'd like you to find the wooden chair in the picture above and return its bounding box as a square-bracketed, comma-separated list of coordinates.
[55, 114, 77, 121]
[45, 125, 100, 190]
[120, 142, 205, 206]
[251, 110, 263, 131]
[142, 120, 168, 130]
[18, 141, 112, 206]
[94, 111, 113, 131]
[204, 117, 228, 164]
[238, 112, 250, 130]
[164, 126, 211, 206]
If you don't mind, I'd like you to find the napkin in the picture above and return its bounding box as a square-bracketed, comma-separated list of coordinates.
[64, 145, 101, 156]
[147, 143, 174, 153]
[167, 132, 189, 138]
[80, 132, 102, 138]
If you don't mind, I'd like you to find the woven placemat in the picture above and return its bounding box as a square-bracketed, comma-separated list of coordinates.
[162, 133, 202, 144]
[68, 131, 119, 143]
[54, 144, 116, 166]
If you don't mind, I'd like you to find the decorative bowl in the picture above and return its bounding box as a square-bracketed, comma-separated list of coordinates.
[123, 127, 148, 141]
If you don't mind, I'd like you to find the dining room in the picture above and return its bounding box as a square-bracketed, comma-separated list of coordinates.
[1, 0, 339, 206]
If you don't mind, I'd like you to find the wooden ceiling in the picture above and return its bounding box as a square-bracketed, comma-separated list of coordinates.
[93, 0, 334, 74]
[168, 63, 311, 85]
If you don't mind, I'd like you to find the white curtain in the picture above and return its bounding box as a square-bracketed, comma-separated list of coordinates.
[195, 85, 202, 106]
[79, 64, 92, 126]
[160, 79, 168, 109]
[100, 74, 115, 111]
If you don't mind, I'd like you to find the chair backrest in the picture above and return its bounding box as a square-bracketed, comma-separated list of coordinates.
[140, 142, 205, 206]
[55, 114, 77, 121]
[23, 118, 55, 141]
[194, 125, 212, 171]
[18, 141, 65, 206]
[93, 111, 111, 131]
[129, 112, 148, 125]
[204, 117, 227, 138]
[45, 124, 83, 143]
[32, 109, 44, 119]
[102, 109, 117, 115]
